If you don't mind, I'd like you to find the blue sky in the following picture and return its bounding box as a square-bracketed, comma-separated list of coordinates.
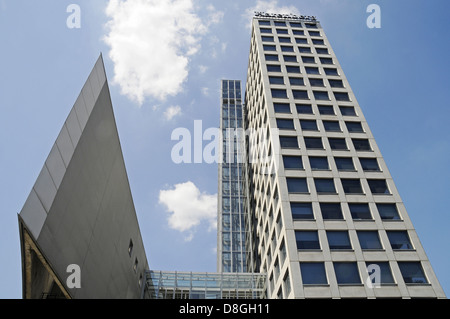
[1, 0, 449, 299]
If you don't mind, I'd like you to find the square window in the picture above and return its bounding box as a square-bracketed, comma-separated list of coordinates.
[281, 45, 294, 52]
[289, 77, 304, 86]
[334, 92, 350, 101]
[309, 156, 329, 170]
[335, 157, 355, 171]
[349, 203, 372, 219]
[398, 262, 428, 284]
[377, 203, 401, 220]
[260, 28, 272, 33]
[339, 106, 356, 116]
[302, 56, 316, 64]
[352, 138, 372, 151]
[295, 231, 320, 250]
[320, 203, 343, 220]
[280, 136, 298, 148]
[334, 262, 361, 285]
[283, 156, 303, 169]
[298, 46, 311, 53]
[360, 158, 380, 171]
[284, 55, 297, 63]
[276, 119, 295, 130]
[271, 88, 288, 99]
[305, 67, 320, 74]
[313, 91, 329, 100]
[274, 103, 291, 113]
[315, 178, 336, 194]
[318, 105, 335, 115]
[329, 138, 348, 150]
[286, 66, 301, 73]
[296, 104, 313, 114]
[286, 178, 308, 193]
[267, 64, 282, 72]
[262, 36, 274, 42]
[291, 202, 314, 220]
[368, 179, 390, 194]
[357, 231, 382, 249]
[365, 262, 395, 284]
[323, 120, 341, 132]
[295, 38, 308, 44]
[324, 68, 339, 76]
[300, 119, 318, 131]
[309, 78, 325, 87]
[329, 79, 344, 88]
[346, 121, 364, 133]
[327, 231, 352, 250]
[279, 36, 291, 43]
[269, 76, 284, 85]
[387, 231, 413, 250]
[300, 263, 327, 285]
[342, 179, 364, 194]
[292, 90, 309, 100]
[304, 137, 324, 149]
[265, 54, 279, 61]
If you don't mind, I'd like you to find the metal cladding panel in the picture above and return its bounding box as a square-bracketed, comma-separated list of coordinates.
[19, 55, 148, 299]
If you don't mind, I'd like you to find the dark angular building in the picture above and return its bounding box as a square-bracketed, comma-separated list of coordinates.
[18, 55, 148, 299]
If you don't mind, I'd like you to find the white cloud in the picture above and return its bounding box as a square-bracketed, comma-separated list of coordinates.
[201, 87, 209, 96]
[243, 0, 300, 28]
[159, 182, 217, 237]
[163, 105, 182, 120]
[103, 0, 211, 105]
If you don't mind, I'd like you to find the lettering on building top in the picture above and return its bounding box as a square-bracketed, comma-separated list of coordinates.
[254, 11, 317, 22]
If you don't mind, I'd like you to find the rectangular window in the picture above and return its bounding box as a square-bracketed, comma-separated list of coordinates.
[323, 120, 341, 132]
[357, 231, 382, 250]
[286, 66, 301, 73]
[305, 67, 320, 74]
[291, 22, 303, 28]
[262, 36, 274, 42]
[352, 138, 372, 151]
[128, 239, 134, 257]
[320, 57, 333, 64]
[309, 156, 329, 170]
[298, 46, 311, 53]
[292, 29, 304, 35]
[291, 202, 314, 220]
[300, 263, 327, 285]
[320, 203, 343, 220]
[334, 262, 361, 285]
[276, 118, 295, 130]
[309, 30, 321, 37]
[327, 231, 352, 250]
[377, 203, 401, 220]
[267, 64, 282, 72]
[341, 179, 364, 194]
[335, 157, 355, 171]
[260, 28, 272, 33]
[368, 179, 390, 195]
[315, 178, 336, 194]
[295, 231, 320, 250]
[286, 177, 308, 193]
[334, 92, 351, 101]
[274, 21, 286, 26]
[309, 78, 325, 87]
[263, 45, 277, 52]
[318, 105, 335, 115]
[349, 203, 372, 219]
[281, 45, 294, 52]
[306, 23, 318, 29]
[274, 103, 291, 113]
[387, 231, 413, 250]
[300, 119, 318, 131]
[271, 89, 288, 99]
[259, 20, 270, 25]
[284, 55, 297, 63]
[280, 136, 298, 148]
[296, 104, 313, 114]
[346, 121, 364, 133]
[339, 106, 356, 116]
[398, 262, 428, 284]
[269, 76, 284, 85]
[278, 36, 291, 43]
[328, 138, 348, 150]
[301, 56, 316, 64]
[360, 158, 380, 171]
[329, 79, 344, 88]
[292, 90, 309, 100]
[304, 137, 324, 149]
[313, 91, 330, 100]
[365, 262, 395, 284]
[324, 68, 339, 76]
[289, 77, 304, 86]
[265, 54, 279, 61]
[295, 38, 308, 44]
[312, 39, 324, 45]
[316, 48, 329, 54]
[276, 28, 289, 34]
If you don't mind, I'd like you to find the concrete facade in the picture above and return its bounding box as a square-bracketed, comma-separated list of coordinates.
[18, 55, 148, 299]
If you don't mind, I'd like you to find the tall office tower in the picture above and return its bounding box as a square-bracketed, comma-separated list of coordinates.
[244, 13, 445, 299]
[217, 80, 250, 273]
